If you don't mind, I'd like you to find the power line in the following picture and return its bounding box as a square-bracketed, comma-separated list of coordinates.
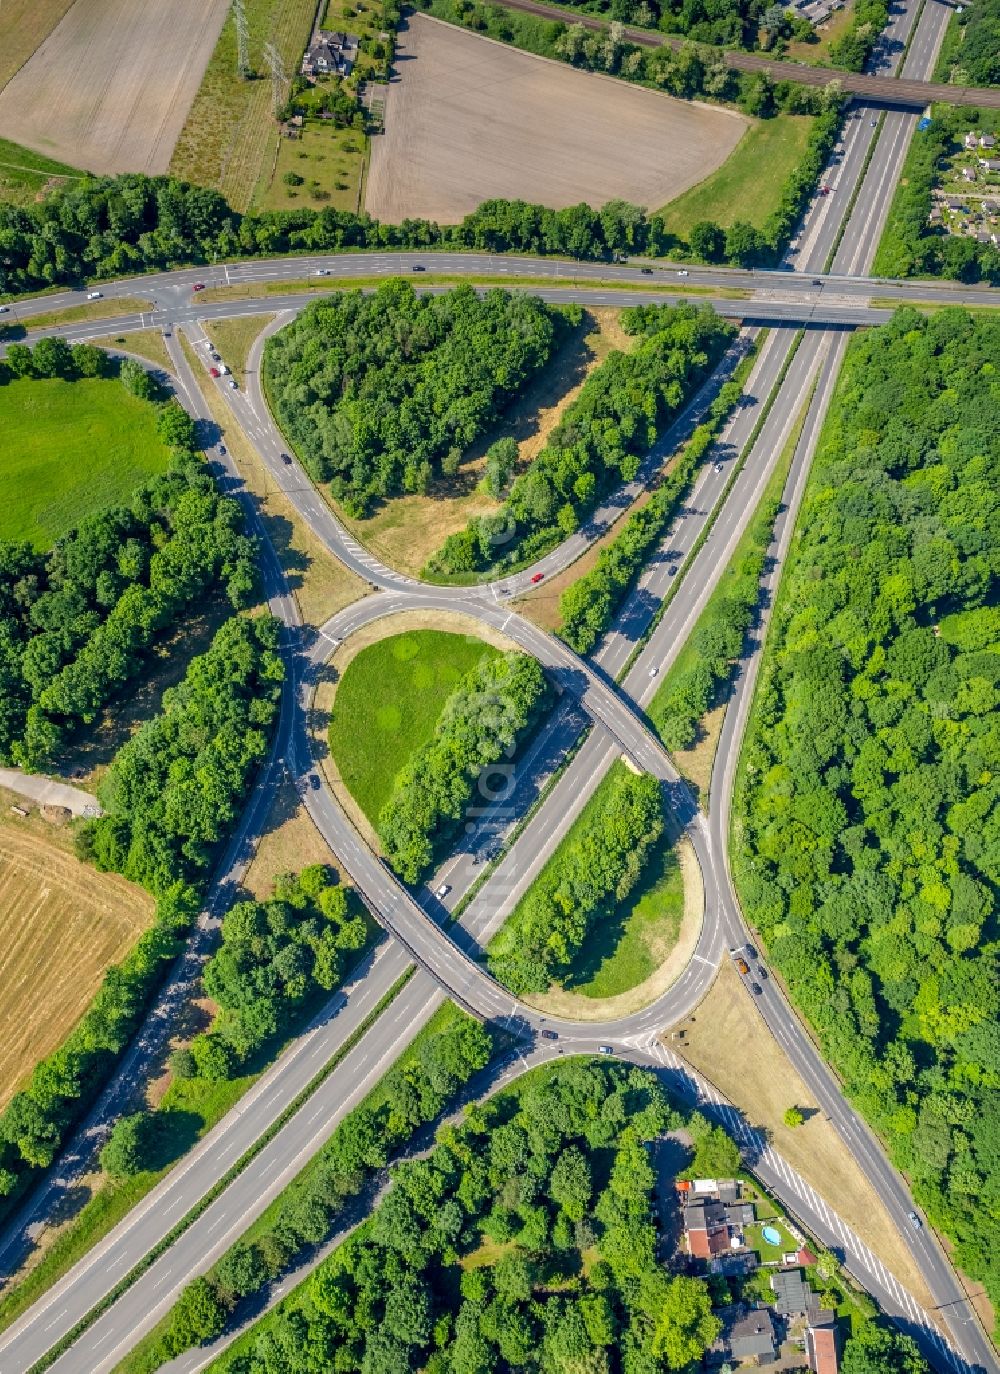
[233, 0, 250, 79]
[263, 40, 287, 115]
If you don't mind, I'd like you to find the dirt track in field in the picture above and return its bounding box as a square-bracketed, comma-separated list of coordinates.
[0, 826, 154, 1109]
[0, 0, 230, 174]
[365, 14, 747, 223]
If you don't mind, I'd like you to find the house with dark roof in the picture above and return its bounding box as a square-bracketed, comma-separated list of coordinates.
[724, 1202, 755, 1228]
[729, 1306, 778, 1363]
[301, 29, 359, 79]
[807, 1314, 842, 1373]
[684, 1199, 730, 1259]
[770, 1267, 811, 1316]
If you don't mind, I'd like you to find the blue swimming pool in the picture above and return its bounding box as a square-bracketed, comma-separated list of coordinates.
[762, 1225, 782, 1246]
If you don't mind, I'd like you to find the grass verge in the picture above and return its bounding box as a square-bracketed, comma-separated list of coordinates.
[328, 629, 501, 827]
[0, 375, 174, 548]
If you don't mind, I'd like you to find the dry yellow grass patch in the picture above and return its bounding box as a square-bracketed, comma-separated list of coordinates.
[203, 315, 275, 387]
[524, 839, 703, 1021]
[26, 297, 152, 331]
[242, 776, 339, 900]
[0, 824, 154, 1109]
[335, 309, 629, 579]
[180, 330, 367, 627]
[311, 609, 522, 853]
[0, 0, 77, 92]
[672, 959, 938, 1317]
[670, 701, 727, 801]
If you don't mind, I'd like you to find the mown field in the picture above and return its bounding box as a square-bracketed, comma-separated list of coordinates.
[0, 376, 173, 548]
[659, 111, 814, 236]
[0, 824, 154, 1110]
[328, 629, 500, 824]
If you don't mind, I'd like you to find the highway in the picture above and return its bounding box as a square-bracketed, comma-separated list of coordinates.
[0, 4, 997, 1366]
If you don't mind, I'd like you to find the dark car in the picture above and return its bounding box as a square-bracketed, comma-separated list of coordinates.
[641, 266, 654, 274]
[750, 982, 763, 996]
[192, 282, 206, 291]
[281, 452, 292, 465]
[757, 965, 768, 980]
[541, 1029, 559, 1041]
[309, 774, 321, 790]
[411, 264, 426, 272]
[745, 942, 757, 960]
[812, 278, 823, 286]
[598, 1045, 614, 1056]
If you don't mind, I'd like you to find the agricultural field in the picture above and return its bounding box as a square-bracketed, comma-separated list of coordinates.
[365, 14, 747, 222]
[0, 0, 77, 91]
[0, 137, 81, 207]
[170, 0, 318, 211]
[658, 111, 814, 237]
[328, 628, 500, 826]
[0, 0, 230, 174]
[0, 376, 173, 548]
[0, 821, 154, 1110]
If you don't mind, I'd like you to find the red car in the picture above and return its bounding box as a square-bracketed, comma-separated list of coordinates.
[192, 282, 206, 291]
[209, 366, 220, 378]
[530, 572, 544, 584]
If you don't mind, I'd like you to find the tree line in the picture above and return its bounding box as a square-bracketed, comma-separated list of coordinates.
[651, 491, 780, 755]
[187, 1058, 725, 1374]
[427, 304, 735, 579]
[379, 651, 550, 882]
[262, 283, 563, 515]
[0, 616, 284, 1216]
[951, 0, 1000, 85]
[489, 765, 665, 994]
[559, 354, 751, 654]
[139, 1008, 495, 1365]
[733, 307, 1000, 1323]
[0, 352, 256, 772]
[461, 0, 799, 51]
[874, 107, 1000, 285]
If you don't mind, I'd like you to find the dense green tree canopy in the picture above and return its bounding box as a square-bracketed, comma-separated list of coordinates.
[734, 307, 1000, 1316]
[264, 283, 565, 514]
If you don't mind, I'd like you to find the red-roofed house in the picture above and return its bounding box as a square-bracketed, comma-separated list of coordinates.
[798, 1246, 818, 1267]
[683, 1200, 730, 1259]
[807, 1319, 841, 1374]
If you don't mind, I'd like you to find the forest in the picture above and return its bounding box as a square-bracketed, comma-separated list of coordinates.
[875, 108, 1000, 284]
[733, 308, 1000, 1319]
[466, 0, 791, 48]
[489, 767, 665, 994]
[173, 865, 371, 1084]
[953, 0, 1000, 85]
[379, 651, 550, 882]
[428, 304, 735, 579]
[263, 284, 563, 514]
[80, 614, 284, 895]
[0, 360, 257, 771]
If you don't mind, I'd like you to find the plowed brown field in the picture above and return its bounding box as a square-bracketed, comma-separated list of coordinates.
[365, 15, 748, 223]
[0, 827, 154, 1109]
[0, 0, 229, 174]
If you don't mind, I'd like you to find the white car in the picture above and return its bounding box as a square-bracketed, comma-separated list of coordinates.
[87, 291, 102, 300]
[714, 461, 724, 473]
[228, 379, 238, 389]
[0, 305, 8, 314]
[677, 269, 689, 277]
[314, 268, 331, 276]
[436, 883, 451, 898]
[649, 665, 659, 676]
